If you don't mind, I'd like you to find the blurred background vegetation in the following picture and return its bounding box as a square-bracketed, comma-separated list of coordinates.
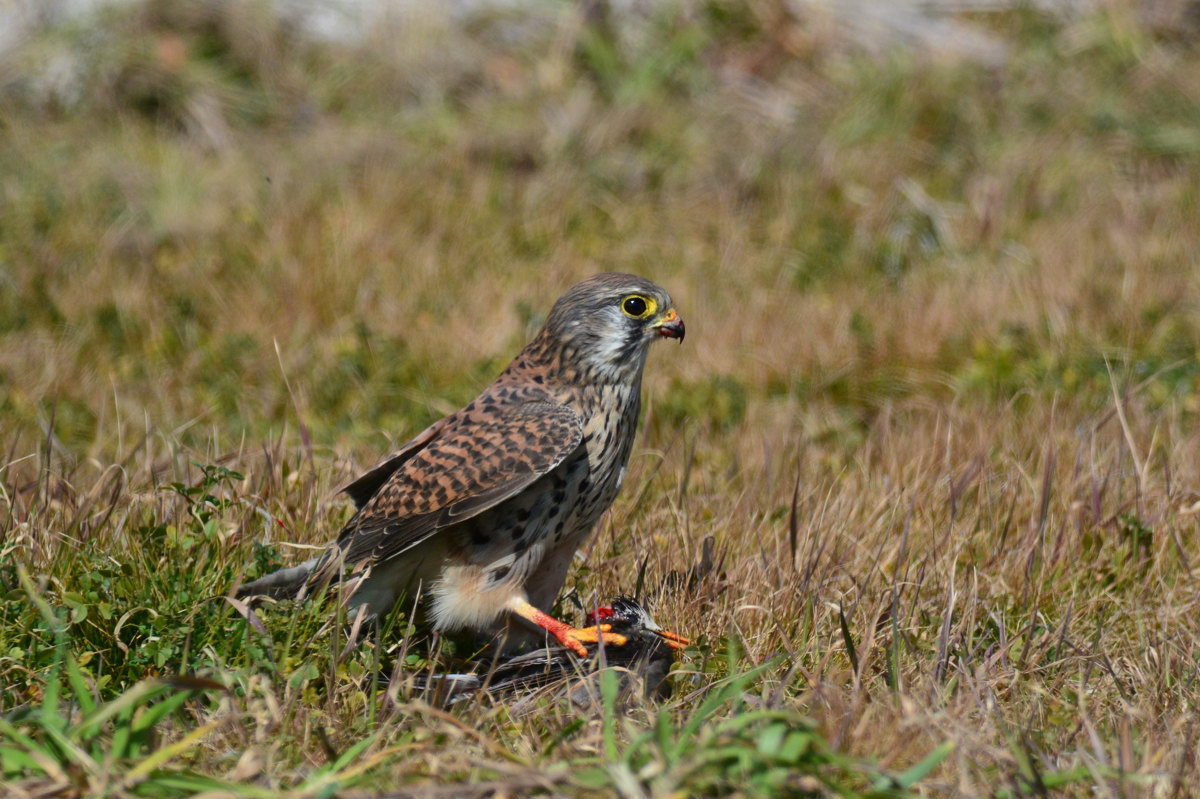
[3, 0, 1200, 795]
[3, 0, 1199, 458]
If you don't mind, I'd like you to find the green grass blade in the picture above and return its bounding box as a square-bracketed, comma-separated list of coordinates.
[601, 667, 625, 761]
[64, 653, 97, 716]
[0, 721, 71, 784]
[670, 659, 779, 760]
[74, 679, 172, 740]
[130, 688, 195, 736]
[838, 603, 859, 675]
[120, 719, 221, 788]
[877, 740, 954, 791]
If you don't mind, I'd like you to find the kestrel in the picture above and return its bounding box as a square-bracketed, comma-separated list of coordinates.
[239, 273, 686, 656]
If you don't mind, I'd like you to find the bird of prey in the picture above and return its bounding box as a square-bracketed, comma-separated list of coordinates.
[239, 273, 686, 656]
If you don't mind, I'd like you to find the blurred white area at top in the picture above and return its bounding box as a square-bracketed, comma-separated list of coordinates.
[0, 0, 538, 52]
[0, 0, 1108, 64]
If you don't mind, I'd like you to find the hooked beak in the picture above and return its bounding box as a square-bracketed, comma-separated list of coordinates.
[653, 308, 685, 342]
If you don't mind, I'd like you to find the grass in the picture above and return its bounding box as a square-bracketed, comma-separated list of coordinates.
[2, 0, 1200, 795]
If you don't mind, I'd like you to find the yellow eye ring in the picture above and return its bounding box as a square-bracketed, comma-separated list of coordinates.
[621, 295, 657, 319]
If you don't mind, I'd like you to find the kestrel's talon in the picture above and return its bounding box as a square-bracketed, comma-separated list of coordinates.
[564, 626, 628, 649]
[563, 638, 588, 658]
[556, 627, 629, 658]
[508, 598, 628, 657]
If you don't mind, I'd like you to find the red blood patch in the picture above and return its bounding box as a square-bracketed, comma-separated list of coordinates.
[586, 605, 615, 625]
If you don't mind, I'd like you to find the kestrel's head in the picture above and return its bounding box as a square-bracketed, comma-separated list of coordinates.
[539, 273, 684, 382]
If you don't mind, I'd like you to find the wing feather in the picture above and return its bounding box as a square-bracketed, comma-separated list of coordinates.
[338, 418, 449, 509]
[335, 401, 583, 565]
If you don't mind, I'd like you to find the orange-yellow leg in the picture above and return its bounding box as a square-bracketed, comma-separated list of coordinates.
[508, 598, 628, 657]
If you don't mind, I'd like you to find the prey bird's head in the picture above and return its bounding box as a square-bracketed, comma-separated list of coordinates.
[538, 273, 684, 383]
[586, 597, 690, 650]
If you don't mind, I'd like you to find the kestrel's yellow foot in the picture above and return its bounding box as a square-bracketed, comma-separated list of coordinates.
[510, 598, 628, 657]
[564, 624, 629, 654]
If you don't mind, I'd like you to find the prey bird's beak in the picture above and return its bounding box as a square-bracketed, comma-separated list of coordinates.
[652, 628, 691, 650]
[654, 308, 685, 342]
[641, 615, 692, 650]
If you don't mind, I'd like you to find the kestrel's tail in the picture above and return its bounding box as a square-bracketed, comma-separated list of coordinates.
[235, 556, 323, 600]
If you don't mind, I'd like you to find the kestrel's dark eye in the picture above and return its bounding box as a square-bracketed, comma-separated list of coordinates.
[622, 296, 648, 317]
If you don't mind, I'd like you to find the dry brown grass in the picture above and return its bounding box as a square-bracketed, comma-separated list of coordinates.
[624, 393, 1200, 794]
[2, 1, 1200, 795]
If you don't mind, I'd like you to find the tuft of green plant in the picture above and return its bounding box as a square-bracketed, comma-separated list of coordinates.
[571, 657, 950, 798]
[0, 567, 236, 796]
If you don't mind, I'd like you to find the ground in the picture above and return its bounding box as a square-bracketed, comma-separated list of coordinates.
[1, 1, 1199, 796]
